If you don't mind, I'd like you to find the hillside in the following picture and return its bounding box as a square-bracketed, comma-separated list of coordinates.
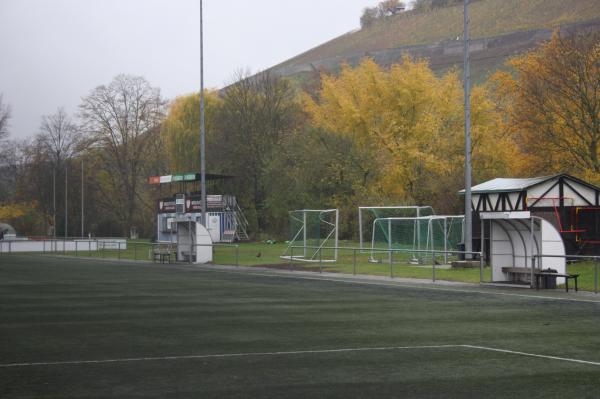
[270, 0, 600, 82]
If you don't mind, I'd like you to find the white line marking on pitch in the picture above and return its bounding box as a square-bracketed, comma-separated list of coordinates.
[0, 345, 458, 368]
[2, 344, 600, 369]
[197, 266, 600, 304]
[462, 345, 600, 367]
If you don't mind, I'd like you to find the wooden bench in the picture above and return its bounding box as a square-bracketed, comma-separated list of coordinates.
[534, 272, 580, 292]
[152, 244, 174, 264]
[501, 267, 532, 284]
[501, 267, 580, 292]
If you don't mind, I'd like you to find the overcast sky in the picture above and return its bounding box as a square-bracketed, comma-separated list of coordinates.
[0, 0, 386, 140]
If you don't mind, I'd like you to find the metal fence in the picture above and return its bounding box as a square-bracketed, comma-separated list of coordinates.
[2, 238, 598, 293]
[287, 245, 484, 283]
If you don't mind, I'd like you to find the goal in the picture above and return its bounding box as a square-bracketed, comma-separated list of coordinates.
[370, 215, 464, 264]
[358, 206, 434, 252]
[280, 209, 339, 262]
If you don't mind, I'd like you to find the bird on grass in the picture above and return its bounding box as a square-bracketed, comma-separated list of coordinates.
[256, 252, 261, 258]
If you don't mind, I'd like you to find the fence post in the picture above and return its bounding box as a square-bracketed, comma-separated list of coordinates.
[530, 256, 536, 289]
[595, 257, 598, 295]
[75, 240, 78, 257]
[479, 252, 484, 283]
[118, 242, 121, 260]
[432, 250, 436, 282]
[9, 240, 12, 254]
[389, 250, 393, 278]
[235, 245, 239, 267]
[134, 243, 137, 261]
[289, 246, 293, 269]
[353, 248, 356, 276]
[319, 247, 322, 274]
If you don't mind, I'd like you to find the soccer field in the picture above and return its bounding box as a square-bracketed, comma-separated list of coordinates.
[1, 256, 600, 398]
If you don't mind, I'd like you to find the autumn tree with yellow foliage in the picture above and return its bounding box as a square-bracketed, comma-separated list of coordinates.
[492, 31, 600, 184]
[305, 56, 517, 213]
[161, 90, 221, 173]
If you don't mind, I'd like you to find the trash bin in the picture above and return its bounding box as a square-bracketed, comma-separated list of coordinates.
[542, 268, 558, 289]
[457, 243, 465, 261]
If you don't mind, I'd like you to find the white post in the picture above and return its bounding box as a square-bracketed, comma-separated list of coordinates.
[303, 210, 307, 258]
[358, 208, 363, 251]
[335, 209, 339, 261]
[530, 217, 534, 287]
[388, 218, 392, 263]
[444, 218, 448, 264]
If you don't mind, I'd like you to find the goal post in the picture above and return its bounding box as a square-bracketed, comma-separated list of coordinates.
[358, 206, 434, 252]
[369, 215, 464, 264]
[281, 209, 339, 262]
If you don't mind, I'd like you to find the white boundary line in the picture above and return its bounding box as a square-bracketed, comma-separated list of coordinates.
[196, 266, 600, 304]
[0, 345, 457, 368]
[2, 344, 600, 368]
[462, 345, 600, 367]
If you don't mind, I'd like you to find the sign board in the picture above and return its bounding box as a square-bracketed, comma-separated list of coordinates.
[480, 211, 531, 220]
[158, 198, 177, 213]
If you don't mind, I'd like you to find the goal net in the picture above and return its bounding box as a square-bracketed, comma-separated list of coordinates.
[359, 206, 434, 252]
[370, 215, 464, 264]
[280, 209, 339, 262]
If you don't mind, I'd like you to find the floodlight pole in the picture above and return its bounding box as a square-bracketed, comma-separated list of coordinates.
[199, 0, 207, 227]
[53, 167, 56, 238]
[81, 158, 84, 237]
[65, 165, 68, 238]
[463, 0, 473, 258]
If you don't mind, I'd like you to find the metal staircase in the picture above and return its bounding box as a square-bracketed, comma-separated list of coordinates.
[235, 203, 250, 241]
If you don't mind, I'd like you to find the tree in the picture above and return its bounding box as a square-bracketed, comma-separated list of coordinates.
[37, 107, 83, 166]
[304, 57, 517, 212]
[215, 70, 301, 233]
[79, 75, 165, 235]
[378, 0, 405, 16]
[24, 108, 86, 236]
[161, 90, 221, 173]
[0, 94, 10, 141]
[0, 94, 14, 203]
[361, 1, 405, 28]
[492, 31, 600, 183]
[360, 7, 378, 28]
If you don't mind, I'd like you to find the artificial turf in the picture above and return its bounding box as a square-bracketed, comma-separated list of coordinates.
[1, 255, 600, 398]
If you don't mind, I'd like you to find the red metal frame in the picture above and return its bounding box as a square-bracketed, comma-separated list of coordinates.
[526, 197, 586, 233]
[576, 207, 600, 244]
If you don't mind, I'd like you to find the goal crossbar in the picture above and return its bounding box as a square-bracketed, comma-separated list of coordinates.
[358, 206, 435, 251]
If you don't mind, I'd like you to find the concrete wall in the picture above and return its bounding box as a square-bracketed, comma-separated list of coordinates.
[0, 239, 129, 253]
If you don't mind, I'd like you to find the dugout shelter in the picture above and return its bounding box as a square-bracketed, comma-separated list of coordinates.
[461, 174, 600, 255]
